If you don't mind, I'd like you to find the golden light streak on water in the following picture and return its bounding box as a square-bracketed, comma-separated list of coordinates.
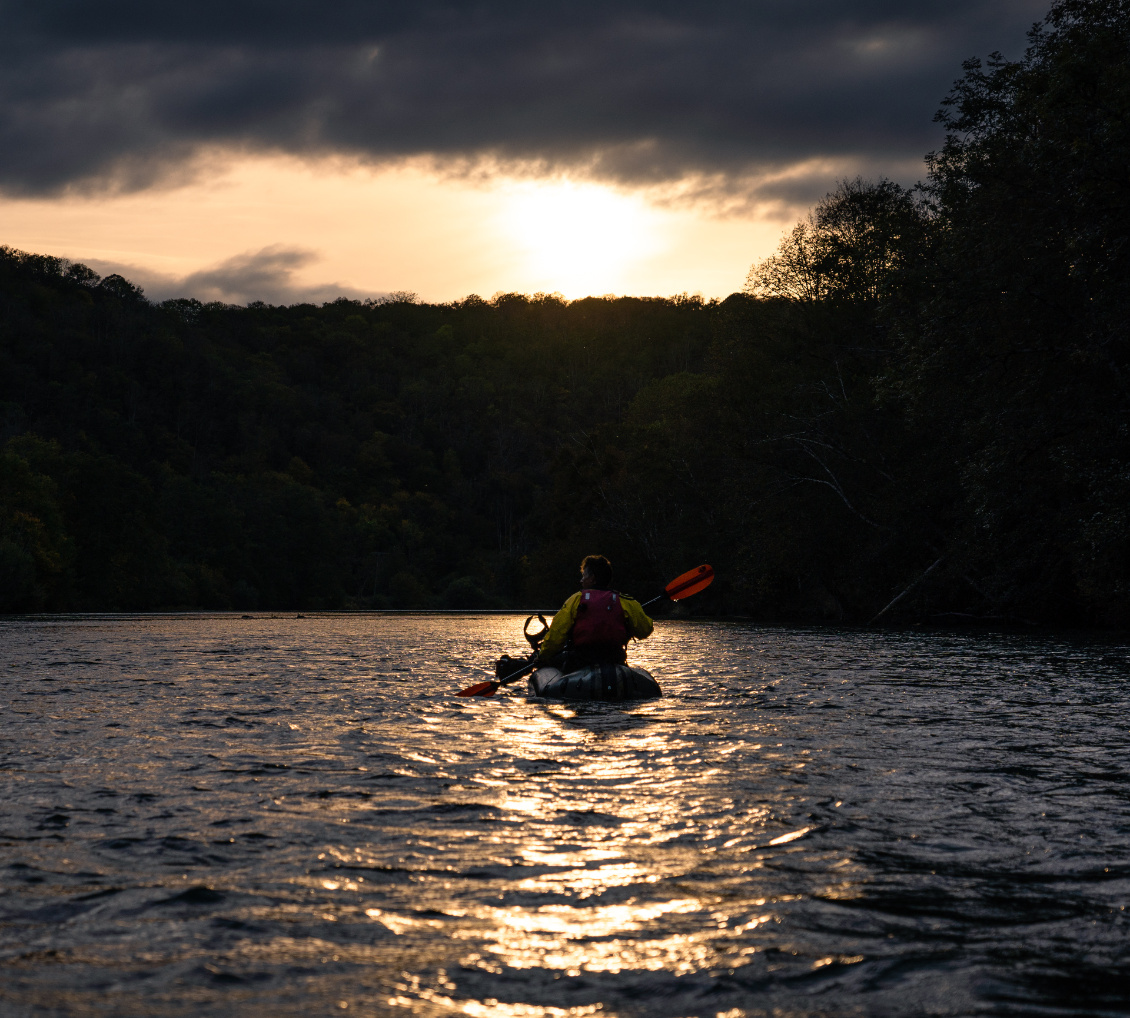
[3, 614, 1128, 1016]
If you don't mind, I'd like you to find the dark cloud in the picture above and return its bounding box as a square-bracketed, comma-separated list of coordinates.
[84, 246, 380, 305]
[0, 0, 1048, 202]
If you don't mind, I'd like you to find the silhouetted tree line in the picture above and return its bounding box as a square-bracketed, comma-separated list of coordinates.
[1, 0, 1126, 624]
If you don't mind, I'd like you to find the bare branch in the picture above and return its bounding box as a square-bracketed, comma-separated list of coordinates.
[869, 557, 946, 623]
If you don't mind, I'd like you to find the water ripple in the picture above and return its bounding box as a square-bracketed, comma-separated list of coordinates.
[1, 615, 1129, 1016]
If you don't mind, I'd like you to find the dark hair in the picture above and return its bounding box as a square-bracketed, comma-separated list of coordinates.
[580, 554, 613, 588]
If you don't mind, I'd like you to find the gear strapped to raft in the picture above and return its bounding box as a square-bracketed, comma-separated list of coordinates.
[523, 613, 549, 651]
[493, 614, 549, 679]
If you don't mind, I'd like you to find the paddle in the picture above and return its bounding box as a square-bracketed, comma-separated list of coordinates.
[455, 656, 539, 698]
[641, 563, 714, 609]
[455, 564, 714, 698]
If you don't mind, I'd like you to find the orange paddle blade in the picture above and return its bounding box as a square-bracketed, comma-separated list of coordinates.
[665, 564, 714, 601]
[456, 680, 499, 697]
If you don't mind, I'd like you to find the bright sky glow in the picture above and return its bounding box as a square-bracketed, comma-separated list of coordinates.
[500, 181, 660, 296]
[0, 153, 789, 303]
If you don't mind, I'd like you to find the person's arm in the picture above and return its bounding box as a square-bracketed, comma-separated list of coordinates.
[620, 597, 653, 640]
[537, 592, 582, 661]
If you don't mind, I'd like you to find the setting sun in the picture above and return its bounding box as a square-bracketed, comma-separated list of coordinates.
[501, 181, 661, 296]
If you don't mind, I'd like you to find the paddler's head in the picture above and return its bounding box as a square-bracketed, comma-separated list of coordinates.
[580, 554, 613, 590]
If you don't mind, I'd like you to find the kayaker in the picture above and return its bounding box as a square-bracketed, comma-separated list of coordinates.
[536, 555, 653, 670]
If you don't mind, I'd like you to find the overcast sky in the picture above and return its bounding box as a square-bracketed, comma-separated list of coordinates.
[1, 0, 1049, 301]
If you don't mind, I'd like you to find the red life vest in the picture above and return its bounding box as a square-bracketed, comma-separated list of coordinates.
[571, 589, 629, 651]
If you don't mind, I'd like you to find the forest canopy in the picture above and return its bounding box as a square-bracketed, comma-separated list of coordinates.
[2, 0, 1127, 625]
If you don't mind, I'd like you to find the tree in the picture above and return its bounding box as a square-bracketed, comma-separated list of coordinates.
[745, 178, 928, 306]
[0, 445, 72, 610]
[897, 0, 1130, 622]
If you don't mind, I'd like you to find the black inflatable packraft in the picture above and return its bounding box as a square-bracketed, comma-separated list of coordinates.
[527, 664, 661, 701]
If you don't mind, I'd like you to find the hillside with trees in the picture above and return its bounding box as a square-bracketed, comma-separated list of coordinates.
[2, 0, 1127, 624]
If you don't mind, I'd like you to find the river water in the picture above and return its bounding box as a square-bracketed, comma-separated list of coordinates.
[1, 614, 1129, 1017]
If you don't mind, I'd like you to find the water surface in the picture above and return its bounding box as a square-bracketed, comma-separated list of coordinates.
[2, 615, 1129, 1016]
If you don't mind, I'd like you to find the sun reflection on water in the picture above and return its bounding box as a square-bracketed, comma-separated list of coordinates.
[343, 667, 829, 1002]
[2, 615, 920, 1016]
[390, 974, 607, 1016]
[458, 900, 781, 976]
[1, 615, 1122, 1016]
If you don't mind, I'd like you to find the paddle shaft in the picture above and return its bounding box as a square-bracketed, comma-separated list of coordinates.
[497, 657, 538, 687]
[456, 655, 538, 697]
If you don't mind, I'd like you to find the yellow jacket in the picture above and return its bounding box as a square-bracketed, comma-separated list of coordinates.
[538, 590, 653, 661]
